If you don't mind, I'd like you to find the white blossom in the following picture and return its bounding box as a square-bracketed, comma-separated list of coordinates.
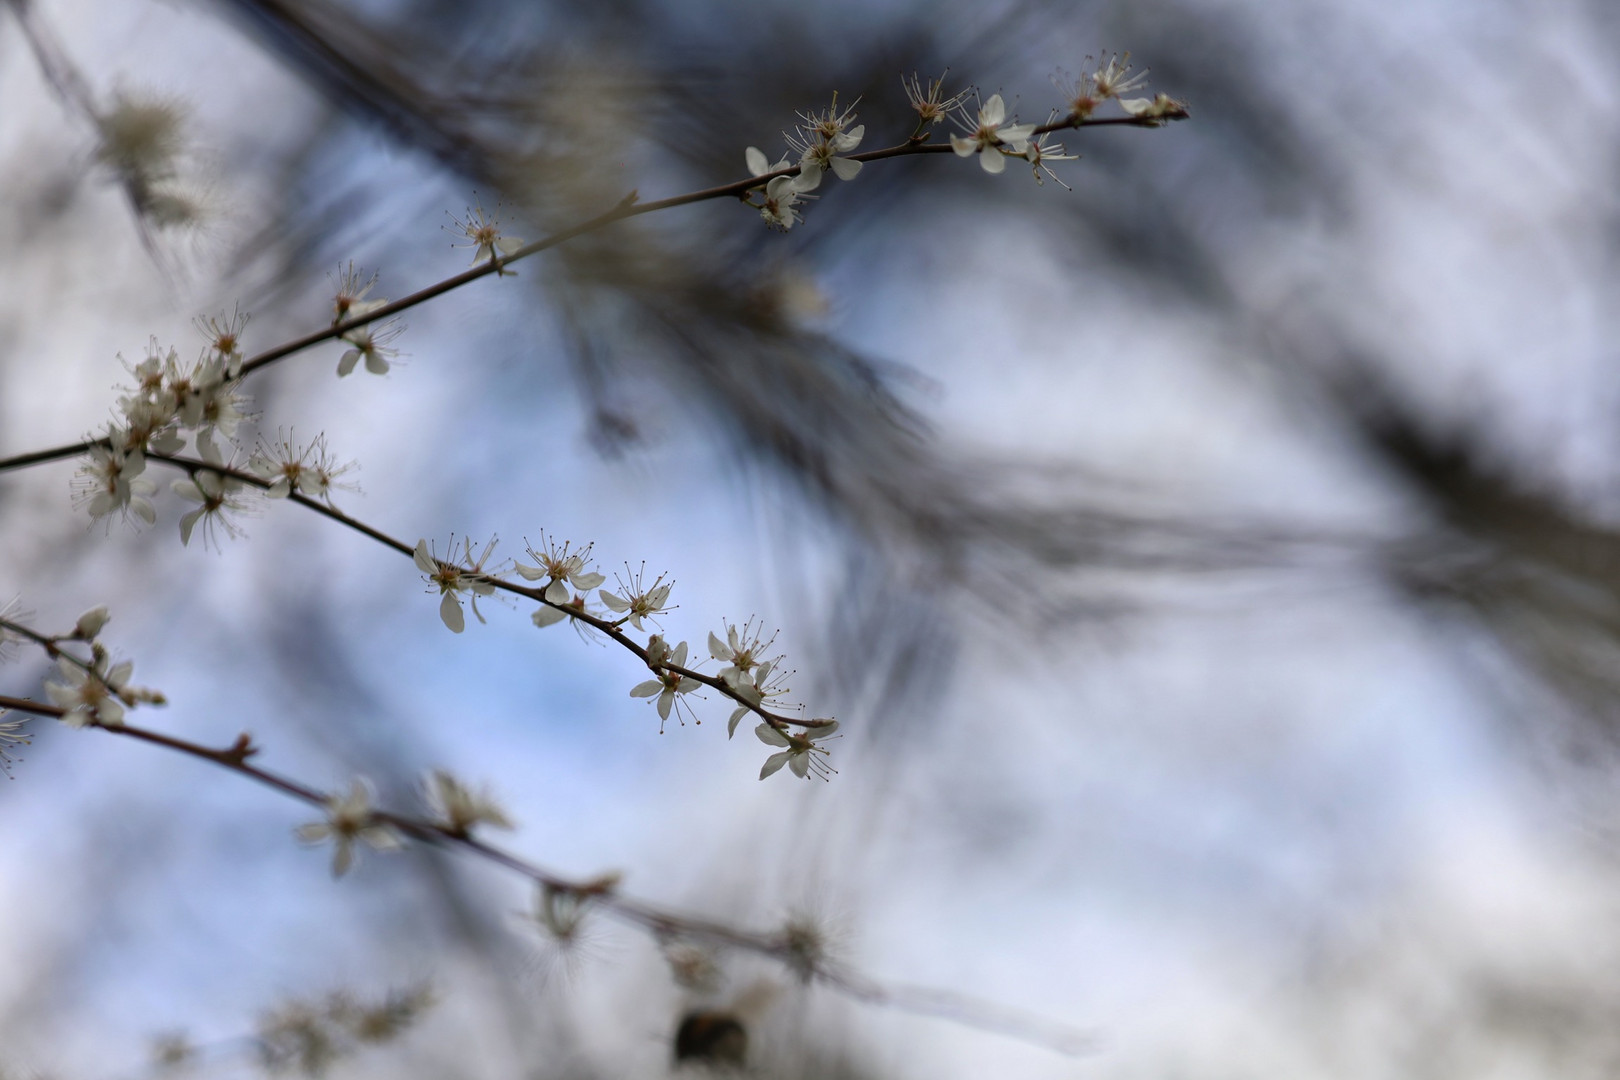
[1025, 122, 1078, 188]
[195, 307, 250, 378]
[757, 174, 813, 230]
[755, 720, 839, 781]
[73, 605, 111, 640]
[599, 567, 673, 631]
[296, 778, 402, 877]
[725, 657, 797, 737]
[707, 618, 777, 689]
[45, 653, 134, 728]
[629, 635, 700, 730]
[331, 263, 387, 324]
[249, 431, 357, 503]
[1119, 93, 1189, 125]
[515, 533, 606, 603]
[448, 197, 523, 271]
[414, 537, 501, 633]
[1090, 52, 1149, 100]
[949, 93, 1038, 174]
[172, 445, 252, 548]
[73, 432, 157, 527]
[423, 769, 514, 834]
[902, 71, 971, 128]
[785, 94, 865, 189]
[337, 318, 402, 377]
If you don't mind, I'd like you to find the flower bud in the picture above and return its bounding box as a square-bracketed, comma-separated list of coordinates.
[74, 605, 111, 639]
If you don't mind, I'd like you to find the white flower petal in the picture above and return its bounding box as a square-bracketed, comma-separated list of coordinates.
[74, 606, 111, 639]
[178, 507, 203, 546]
[330, 841, 355, 877]
[439, 592, 466, 633]
[791, 164, 823, 192]
[759, 750, 791, 780]
[413, 540, 436, 575]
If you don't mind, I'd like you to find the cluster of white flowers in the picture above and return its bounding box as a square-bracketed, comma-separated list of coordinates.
[298, 769, 517, 875]
[248, 430, 358, 504]
[483, 533, 837, 776]
[1058, 52, 1186, 125]
[44, 639, 164, 729]
[708, 619, 794, 736]
[256, 984, 435, 1075]
[744, 148, 819, 231]
[744, 93, 868, 230]
[93, 93, 201, 227]
[74, 327, 252, 530]
[785, 94, 866, 187]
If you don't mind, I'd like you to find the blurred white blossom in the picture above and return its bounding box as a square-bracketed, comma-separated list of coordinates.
[296, 779, 401, 877]
[423, 769, 514, 834]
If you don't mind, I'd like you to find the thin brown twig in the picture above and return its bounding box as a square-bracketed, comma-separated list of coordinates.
[0, 684, 1096, 1055]
[0, 114, 1167, 476]
[143, 452, 824, 734]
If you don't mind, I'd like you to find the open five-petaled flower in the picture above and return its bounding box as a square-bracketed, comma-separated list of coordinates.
[756, 720, 838, 781]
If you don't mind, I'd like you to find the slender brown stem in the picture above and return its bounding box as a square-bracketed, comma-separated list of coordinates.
[0, 683, 1093, 1053]
[144, 453, 815, 732]
[0, 113, 1166, 476]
